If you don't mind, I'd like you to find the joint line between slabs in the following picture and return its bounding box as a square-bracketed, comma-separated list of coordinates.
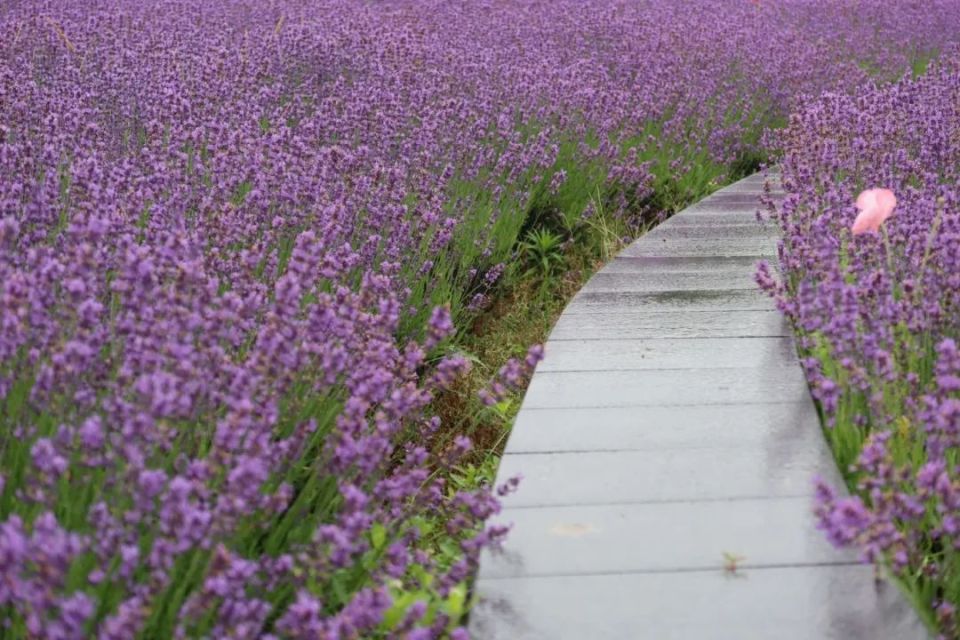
[553, 308, 782, 316]
[543, 335, 795, 344]
[478, 561, 864, 582]
[565, 306, 775, 314]
[496, 493, 816, 511]
[546, 335, 792, 341]
[520, 399, 818, 410]
[502, 443, 814, 456]
[531, 364, 803, 374]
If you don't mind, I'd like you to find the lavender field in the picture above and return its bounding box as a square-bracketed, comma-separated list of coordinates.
[1, 0, 960, 637]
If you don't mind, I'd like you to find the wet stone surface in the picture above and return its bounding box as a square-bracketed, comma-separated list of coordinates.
[566, 288, 777, 313]
[521, 365, 811, 408]
[643, 223, 780, 240]
[582, 269, 763, 292]
[548, 308, 790, 340]
[472, 566, 924, 640]
[536, 336, 798, 371]
[619, 235, 778, 258]
[468, 173, 926, 639]
[505, 402, 819, 453]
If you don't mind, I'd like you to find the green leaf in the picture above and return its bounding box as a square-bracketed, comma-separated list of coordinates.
[381, 590, 423, 629]
[371, 522, 387, 550]
[443, 582, 467, 619]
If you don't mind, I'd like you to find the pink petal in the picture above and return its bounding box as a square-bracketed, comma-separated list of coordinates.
[874, 188, 897, 220]
[874, 188, 897, 209]
[852, 188, 897, 235]
[851, 207, 882, 235]
[856, 189, 879, 211]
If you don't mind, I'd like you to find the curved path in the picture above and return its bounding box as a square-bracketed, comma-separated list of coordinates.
[468, 172, 926, 639]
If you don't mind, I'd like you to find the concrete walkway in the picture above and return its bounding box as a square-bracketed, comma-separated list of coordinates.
[468, 172, 926, 639]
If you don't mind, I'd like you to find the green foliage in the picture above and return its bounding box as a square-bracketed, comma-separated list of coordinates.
[518, 228, 565, 280]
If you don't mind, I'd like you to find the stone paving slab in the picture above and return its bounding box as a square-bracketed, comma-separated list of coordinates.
[566, 288, 777, 313]
[620, 235, 778, 257]
[468, 171, 926, 639]
[714, 173, 780, 186]
[496, 446, 840, 507]
[647, 228, 780, 243]
[705, 191, 782, 203]
[505, 402, 821, 453]
[537, 337, 797, 371]
[602, 255, 774, 272]
[683, 200, 768, 214]
[472, 566, 923, 640]
[643, 223, 780, 240]
[738, 171, 781, 183]
[714, 178, 782, 195]
[478, 498, 851, 578]
[522, 366, 810, 408]
[664, 213, 767, 225]
[549, 309, 789, 340]
[723, 181, 785, 193]
[582, 270, 762, 292]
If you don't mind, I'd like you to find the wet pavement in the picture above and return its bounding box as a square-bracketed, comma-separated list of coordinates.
[468, 171, 927, 639]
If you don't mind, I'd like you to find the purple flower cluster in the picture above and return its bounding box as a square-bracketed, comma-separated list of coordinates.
[763, 53, 960, 634]
[478, 345, 545, 408]
[2, 0, 960, 636]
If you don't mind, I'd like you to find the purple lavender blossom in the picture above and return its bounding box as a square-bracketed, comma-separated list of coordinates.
[2, 0, 959, 636]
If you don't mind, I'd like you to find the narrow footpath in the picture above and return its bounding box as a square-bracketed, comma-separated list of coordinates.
[468, 171, 926, 639]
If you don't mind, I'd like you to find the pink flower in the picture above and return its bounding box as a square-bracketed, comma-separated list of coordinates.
[851, 188, 897, 235]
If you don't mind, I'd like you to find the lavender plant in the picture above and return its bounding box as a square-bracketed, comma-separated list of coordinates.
[2, 0, 960, 637]
[761, 52, 960, 636]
